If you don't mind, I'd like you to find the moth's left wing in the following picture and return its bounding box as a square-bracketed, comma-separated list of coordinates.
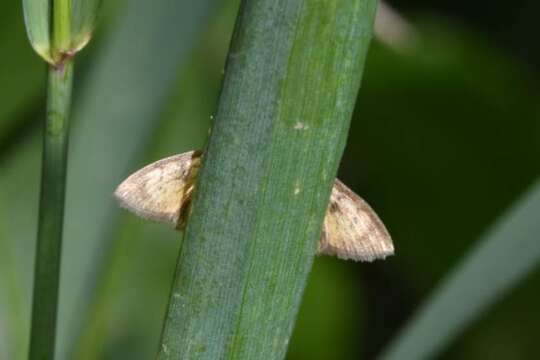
[114, 151, 201, 228]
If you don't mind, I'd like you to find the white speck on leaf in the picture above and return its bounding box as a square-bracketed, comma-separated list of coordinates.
[294, 180, 301, 195]
[293, 122, 308, 130]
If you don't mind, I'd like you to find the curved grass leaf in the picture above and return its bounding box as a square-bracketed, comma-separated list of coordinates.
[380, 179, 540, 360]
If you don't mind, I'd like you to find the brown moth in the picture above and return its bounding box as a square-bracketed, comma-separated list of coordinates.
[114, 150, 394, 262]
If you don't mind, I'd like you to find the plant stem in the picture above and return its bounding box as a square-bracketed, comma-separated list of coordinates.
[53, 0, 72, 53]
[158, 0, 377, 358]
[29, 60, 73, 360]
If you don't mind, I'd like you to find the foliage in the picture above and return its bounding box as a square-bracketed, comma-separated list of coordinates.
[1, 1, 539, 359]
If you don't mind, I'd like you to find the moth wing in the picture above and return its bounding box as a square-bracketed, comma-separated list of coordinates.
[114, 151, 201, 228]
[318, 179, 394, 262]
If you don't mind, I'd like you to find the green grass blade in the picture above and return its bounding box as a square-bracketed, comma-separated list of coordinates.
[55, 0, 219, 358]
[158, 0, 378, 358]
[71, 0, 101, 49]
[52, 0, 72, 53]
[22, 0, 52, 62]
[380, 180, 540, 360]
[23, 0, 99, 64]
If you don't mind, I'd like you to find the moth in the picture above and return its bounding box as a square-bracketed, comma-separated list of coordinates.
[114, 151, 394, 262]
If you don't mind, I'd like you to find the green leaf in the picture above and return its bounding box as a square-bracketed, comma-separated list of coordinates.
[158, 0, 378, 358]
[72, 0, 102, 50]
[380, 180, 540, 360]
[22, 0, 52, 62]
[23, 0, 101, 63]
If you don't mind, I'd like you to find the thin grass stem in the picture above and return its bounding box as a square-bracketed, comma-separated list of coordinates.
[29, 59, 73, 360]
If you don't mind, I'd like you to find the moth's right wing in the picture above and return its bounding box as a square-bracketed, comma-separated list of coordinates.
[318, 179, 394, 262]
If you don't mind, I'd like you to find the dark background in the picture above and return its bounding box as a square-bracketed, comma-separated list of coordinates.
[1, 0, 539, 359]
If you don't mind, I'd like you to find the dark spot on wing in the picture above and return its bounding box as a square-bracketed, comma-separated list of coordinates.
[329, 201, 340, 213]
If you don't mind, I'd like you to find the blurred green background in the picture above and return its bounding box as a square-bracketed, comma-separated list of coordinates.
[1, 0, 539, 359]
